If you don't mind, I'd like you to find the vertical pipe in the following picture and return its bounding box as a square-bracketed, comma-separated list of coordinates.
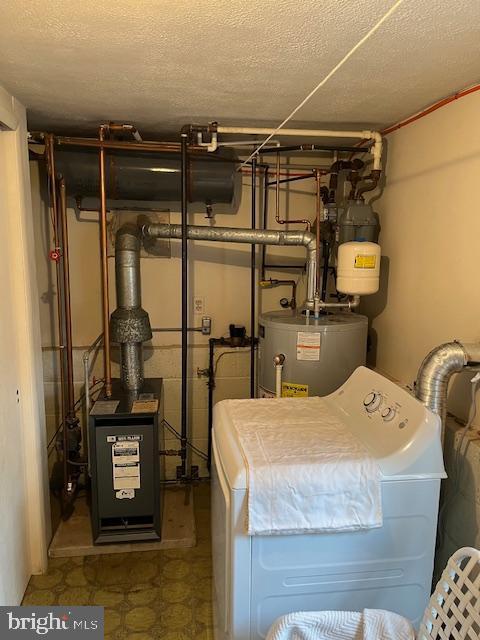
[207, 338, 215, 471]
[260, 166, 269, 281]
[58, 178, 75, 418]
[275, 152, 281, 224]
[315, 169, 322, 298]
[180, 132, 189, 476]
[99, 125, 112, 397]
[250, 157, 257, 398]
[45, 136, 68, 494]
[321, 242, 330, 303]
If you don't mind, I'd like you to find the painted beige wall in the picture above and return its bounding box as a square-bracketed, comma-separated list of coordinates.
[0, 85, 49, 604]
[31, 157, 321, 480]
[361, 90, 480, 570]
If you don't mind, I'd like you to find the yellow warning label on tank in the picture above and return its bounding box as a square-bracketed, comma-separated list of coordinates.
[354, 254, 376, 269]
[281, 382, 309, 398]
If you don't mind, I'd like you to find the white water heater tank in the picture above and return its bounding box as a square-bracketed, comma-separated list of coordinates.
[337, 241, 381, 295]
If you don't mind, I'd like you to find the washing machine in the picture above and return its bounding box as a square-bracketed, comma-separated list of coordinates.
[211, 366, 446, 640]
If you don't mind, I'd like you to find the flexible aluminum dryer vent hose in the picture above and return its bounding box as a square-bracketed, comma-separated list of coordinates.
[415, 341, 480, 428]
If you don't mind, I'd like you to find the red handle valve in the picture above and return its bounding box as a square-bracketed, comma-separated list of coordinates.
[49, 248, 61, 262]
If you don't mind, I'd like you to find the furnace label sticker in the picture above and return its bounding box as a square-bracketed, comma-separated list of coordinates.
[107, 435, 143, 443]
[296, 332, 321, 361]
[115, 488, 135, 500]
[281, 382, 309, 397]
[131, 399, 159, 413]
[354, 254, 376, 269]
[90, 400, 119, 415]
[111, 440, 140, 491]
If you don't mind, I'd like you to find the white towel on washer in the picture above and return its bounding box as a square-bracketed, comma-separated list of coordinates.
[266, 609, 415, 640]
[225, 397, 382, 535]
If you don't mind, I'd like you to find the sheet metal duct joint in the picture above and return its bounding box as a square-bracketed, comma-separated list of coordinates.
[110, 224, 152, 392]
[110, 307, 152, 343]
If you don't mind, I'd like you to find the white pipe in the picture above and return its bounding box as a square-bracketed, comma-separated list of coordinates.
[200, 126, 382, 170]
[273, 354, 285, 398]
[275, 365, 283, 398]
[218, 126, 377, 139]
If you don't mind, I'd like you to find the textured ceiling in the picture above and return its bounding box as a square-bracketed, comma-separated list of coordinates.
[0, 0, 479, 137]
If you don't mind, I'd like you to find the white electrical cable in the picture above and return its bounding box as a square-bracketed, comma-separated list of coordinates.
[240, 0, 405, 168]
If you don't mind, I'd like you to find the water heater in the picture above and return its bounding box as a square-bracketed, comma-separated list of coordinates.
[258, 311, 368, 398]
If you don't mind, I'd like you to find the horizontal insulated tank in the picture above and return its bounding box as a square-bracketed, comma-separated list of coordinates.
[54, 147, 242, 210]
[258, 310, 367, 397]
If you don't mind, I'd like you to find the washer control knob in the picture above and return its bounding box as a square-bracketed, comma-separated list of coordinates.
[363, 392, 382, 413]
[381, 406, 396, 422]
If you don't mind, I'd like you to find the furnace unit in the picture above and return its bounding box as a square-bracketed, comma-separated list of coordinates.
[89, 378, 163, 544]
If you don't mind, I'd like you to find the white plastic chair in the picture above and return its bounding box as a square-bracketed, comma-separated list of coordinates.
[418, 546, 480, 640]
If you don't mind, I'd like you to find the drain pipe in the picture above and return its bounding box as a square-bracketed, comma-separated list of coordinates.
[180, 132, 189, 477]
[110, 224, 152, 392]
[274, 354, 285, 398]
[415, 341, 480, 434]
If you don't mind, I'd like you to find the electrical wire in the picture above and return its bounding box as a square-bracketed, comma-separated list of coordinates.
[240, 0, 405, 167]
[214, 349, 250, 377]
[162, 418, 208, 461]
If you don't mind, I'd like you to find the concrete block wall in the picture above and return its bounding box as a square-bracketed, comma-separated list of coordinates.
[42, 343, 252, 480]
[31, 155, 321, 489]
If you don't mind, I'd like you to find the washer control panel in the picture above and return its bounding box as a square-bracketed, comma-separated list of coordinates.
[362, 390, 402, 424]
[361, 388, 405, 426]
[328, 366, 444, 478]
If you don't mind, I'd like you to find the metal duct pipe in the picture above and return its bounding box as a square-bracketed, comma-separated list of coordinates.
[110, 224, 152, 392]
[143, 223, 317, 306]
[415, 341, 480, 429]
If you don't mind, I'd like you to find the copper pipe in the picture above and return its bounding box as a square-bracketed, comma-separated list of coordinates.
[45, 135, 67, 488]
[53, 136, 206, 154]
[107, 122, 142, 141]
[315, 169, 322, 296]
[274, 151, 312, 230]
[58, 177, 76, 417]
[99, 125, 112, 397]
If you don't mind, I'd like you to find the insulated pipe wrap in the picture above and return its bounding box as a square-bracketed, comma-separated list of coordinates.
[143, 223, 317, 305]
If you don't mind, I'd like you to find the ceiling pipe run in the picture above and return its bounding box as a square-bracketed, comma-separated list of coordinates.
[197, 125, 383, 171]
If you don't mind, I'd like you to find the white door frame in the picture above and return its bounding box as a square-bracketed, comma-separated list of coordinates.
[0, 85, 50, 599]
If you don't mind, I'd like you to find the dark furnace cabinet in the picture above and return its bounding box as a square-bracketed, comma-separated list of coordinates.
[89, 379, 163, 544]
